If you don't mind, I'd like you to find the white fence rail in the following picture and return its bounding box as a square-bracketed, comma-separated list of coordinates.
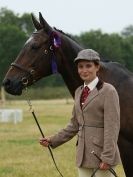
[0, 109, 23, 124]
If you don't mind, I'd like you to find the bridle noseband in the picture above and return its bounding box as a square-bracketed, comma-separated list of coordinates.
[11, 62, 35, 85]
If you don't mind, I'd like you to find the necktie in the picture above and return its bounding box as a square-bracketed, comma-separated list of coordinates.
[80, 86, 90, 107]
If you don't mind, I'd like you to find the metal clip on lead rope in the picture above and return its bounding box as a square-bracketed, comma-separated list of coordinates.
[25, 88, 64, 177]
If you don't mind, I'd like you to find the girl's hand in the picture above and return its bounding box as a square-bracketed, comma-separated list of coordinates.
[39, 137, 51, 147]
[99, 162, 110, 170]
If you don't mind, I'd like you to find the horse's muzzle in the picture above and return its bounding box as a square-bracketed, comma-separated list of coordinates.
[2, 78, 23, 95]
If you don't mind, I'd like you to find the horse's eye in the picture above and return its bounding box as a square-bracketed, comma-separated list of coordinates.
[31, 43, 40, 50]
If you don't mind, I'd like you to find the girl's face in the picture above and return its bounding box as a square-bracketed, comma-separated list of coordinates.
[77, 60, 100, 84]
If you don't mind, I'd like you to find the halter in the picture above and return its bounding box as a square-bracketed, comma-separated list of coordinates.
[11, 31, 61, 86]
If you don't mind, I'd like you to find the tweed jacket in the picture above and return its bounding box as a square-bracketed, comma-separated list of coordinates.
[50, 80, 121, 168]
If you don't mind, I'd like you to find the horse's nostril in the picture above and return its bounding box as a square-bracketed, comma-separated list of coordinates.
[2, 78, 23, 95]
[3, 79, 11, 87]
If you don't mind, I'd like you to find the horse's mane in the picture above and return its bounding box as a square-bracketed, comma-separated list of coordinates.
[101, 58, 111, 62]
[53, 27, 79, 43]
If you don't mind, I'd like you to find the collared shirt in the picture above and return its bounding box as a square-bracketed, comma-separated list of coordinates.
[84, 77, 99, 91]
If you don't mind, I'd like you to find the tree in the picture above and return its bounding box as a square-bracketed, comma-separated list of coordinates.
[76, 30, 125, 64]
[0, 7, 34, 36]
[0, 24, 27, 84]
[121, 25, 133, 37]
[0, 7, 35, 85]
[122, 36, 133, 70]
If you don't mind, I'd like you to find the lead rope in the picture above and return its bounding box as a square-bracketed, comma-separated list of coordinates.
[25, 88, 64, 177]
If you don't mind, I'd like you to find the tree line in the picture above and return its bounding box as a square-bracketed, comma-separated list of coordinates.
[0, 7, 133, 89]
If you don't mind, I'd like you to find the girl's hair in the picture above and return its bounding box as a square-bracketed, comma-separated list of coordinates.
[75, 59, 100, 66]
[93, 60, 100, 66]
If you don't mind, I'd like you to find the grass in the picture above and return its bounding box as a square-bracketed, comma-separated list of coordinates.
[0, 100, 126, 177]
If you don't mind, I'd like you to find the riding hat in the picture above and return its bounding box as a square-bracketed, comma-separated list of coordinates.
[74, 49, 100, 63]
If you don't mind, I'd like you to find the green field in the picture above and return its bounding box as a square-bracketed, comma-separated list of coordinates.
[0, 100, 126, 177]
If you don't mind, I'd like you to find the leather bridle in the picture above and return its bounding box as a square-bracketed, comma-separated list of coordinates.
[10, 44, 54, 86]
[10, 31, 61, 86]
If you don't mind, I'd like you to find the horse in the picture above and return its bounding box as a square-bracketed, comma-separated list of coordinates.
[3, 13, 133, 177]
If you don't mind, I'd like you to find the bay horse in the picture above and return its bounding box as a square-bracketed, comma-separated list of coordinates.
[3, 13, 133, 177]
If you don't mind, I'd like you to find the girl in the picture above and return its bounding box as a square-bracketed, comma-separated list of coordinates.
[39, 49, 121, 177]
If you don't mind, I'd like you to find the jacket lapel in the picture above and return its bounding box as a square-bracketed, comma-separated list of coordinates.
[82, 79, 104, 110]
[75, 79, 104, 112]
[76, 86, 84, 113]
[82, 88, 99, 110]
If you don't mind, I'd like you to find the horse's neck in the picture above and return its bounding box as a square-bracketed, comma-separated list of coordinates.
[58, 36, 83, 97]
[99, 62, 129, 89]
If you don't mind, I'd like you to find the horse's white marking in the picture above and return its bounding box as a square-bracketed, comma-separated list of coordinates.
[25, 36, 33, 44]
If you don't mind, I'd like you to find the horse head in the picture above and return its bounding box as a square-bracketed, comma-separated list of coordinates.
[3, 13, 82, 96]
[2, 13, 63, 95]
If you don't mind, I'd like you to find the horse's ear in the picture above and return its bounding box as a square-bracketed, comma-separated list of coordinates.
[39, 12, 53, 33]
[31, 13, 42, 30]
